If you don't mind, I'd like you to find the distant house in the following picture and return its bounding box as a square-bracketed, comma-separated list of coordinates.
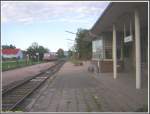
[2, 48, 23, 59]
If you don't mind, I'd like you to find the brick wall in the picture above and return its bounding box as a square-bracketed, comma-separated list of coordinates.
[92, 60, 123, 73]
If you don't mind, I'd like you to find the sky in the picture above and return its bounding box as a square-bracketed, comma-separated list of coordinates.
[1, 1, 110, 52]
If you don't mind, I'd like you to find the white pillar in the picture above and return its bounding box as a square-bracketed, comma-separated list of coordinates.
[113, 24, 117, 79]
[135, 9, 141, 89]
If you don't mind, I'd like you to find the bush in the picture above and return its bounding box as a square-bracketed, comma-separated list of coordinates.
[2, 60, 44, 71]
[70, 58, 83, 66]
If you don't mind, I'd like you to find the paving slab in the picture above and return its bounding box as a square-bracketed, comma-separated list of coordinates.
[16, 61, 148, 112]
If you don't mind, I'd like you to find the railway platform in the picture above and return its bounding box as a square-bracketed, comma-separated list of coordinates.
[16, 61, 148, 112]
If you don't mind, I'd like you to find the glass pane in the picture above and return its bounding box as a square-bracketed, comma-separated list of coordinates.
[104, 37, 112, 59]
[92, 39, 103, 59]
[105, 49, 112, 59]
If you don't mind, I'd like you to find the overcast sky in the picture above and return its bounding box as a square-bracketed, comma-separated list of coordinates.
[1, 1, 109, 52]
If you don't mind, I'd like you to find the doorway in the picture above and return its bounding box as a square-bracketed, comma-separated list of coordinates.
[124, 42, 134, 72]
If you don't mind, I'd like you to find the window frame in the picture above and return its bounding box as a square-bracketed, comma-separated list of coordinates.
[92, 36, 113, 60]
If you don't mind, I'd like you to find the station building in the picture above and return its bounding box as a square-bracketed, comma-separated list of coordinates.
[88, 2, 148, 89]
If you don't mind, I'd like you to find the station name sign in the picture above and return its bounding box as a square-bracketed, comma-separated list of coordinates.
[124, 35, 133, 43]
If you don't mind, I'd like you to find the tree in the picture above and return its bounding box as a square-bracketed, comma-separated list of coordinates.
[2, 44, 16, 49]
[56, 48, 64, 58]
[68, 49, 73, 57]
[75, 28, 92, 60]
[38, 46, 49, 60]
[27, 42, 49, 61]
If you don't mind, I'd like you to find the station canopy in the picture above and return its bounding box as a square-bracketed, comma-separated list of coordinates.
[88, 2, 148, 40]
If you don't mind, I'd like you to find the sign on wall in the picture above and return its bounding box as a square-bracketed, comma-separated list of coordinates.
[124, 35, 133, 43]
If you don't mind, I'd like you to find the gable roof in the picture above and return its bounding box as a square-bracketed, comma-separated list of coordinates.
[2, 49, 20, 55]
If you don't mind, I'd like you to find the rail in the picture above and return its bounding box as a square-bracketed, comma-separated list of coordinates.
[2, 60, 65, 111]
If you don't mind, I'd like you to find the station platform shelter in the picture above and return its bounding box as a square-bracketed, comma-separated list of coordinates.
[87, 2, 148, 89]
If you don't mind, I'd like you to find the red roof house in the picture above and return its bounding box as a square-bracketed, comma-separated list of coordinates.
[2, 48, 23, 59]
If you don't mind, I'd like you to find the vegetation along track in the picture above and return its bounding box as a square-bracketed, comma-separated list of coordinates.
[2, 60, 65, 111]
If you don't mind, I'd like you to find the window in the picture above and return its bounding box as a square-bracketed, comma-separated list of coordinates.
[92, 36, 112, 60]
[104, 38, 112, 59]
[92, 39, 103, 59]
[105, 49, 112, 59]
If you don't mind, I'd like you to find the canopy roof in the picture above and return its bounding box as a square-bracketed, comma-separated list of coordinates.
[91, 2, 148, 35]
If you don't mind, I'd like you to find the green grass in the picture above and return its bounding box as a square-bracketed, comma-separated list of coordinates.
[2, 60, 45, 71]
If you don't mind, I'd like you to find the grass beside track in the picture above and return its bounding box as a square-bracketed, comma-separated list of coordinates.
[2, 60, 45, 71]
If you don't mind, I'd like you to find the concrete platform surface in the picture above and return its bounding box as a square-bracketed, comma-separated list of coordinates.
[17, 61, 148, 112]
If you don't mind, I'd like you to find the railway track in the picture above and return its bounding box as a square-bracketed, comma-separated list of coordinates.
[2, 60, 65, 111]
